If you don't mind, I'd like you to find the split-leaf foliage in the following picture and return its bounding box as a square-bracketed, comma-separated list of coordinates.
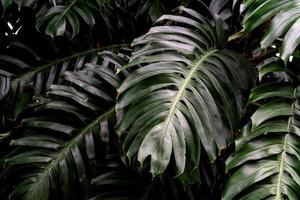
[1, 0, 300, 200]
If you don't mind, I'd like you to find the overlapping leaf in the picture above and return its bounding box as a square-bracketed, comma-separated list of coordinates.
[1, 0, 133, 39]
[209, 0, 238, 20]
[0, 43, 128, 127]
[89, 171, 145, 200]
[223, 60, 300, 200]
[2, 0, 38, 9]
[116, 5, 255, 183]
[36, 0, 97, 38]
[134, 0, 168, 22]
[242, 0, 300, 63]
[0, 51, 129, 200]
[0, 52, 65, 129]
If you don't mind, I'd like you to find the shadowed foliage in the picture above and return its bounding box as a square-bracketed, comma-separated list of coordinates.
[2, 0, 300, 200]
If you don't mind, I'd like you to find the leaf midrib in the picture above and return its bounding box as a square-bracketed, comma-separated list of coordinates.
[12, 43, 129, 84]
[275, 133, 288, 199]
[275, 116, 292, 199]
[27, 107, 115, 191]
[162, 49, 217, 135]
[58, 0, 79, 22]
[47, 107, 114, 170]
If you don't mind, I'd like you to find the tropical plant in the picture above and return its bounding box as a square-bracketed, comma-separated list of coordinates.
[1, 0, 300, 200]
[223, 60, 300, 199]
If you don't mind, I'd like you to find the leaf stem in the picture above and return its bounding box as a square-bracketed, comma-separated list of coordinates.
[275, 134, 288, 199]
[162, 50, 217, 134]
[46, 107, 115, 172]
[13, 43, 130, 83]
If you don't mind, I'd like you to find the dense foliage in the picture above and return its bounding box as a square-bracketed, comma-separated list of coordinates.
[1, 0, 300, 199]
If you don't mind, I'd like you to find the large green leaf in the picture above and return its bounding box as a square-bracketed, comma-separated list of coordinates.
[223, 61, 300, 200]
[0, 51, 129, 200]
[38, 0, 134, 39]
[242, 0, 300, 63]
[36, 0, 96, 38]
[0, 43, 127, 126]
[1, 0, 133, 39]
[116, 5, 255, 183]
[0, 43, 42, 123]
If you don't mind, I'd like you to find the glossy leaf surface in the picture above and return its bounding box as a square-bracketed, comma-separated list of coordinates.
[223, 61, 300, 200]
[117, 6, 255, 182]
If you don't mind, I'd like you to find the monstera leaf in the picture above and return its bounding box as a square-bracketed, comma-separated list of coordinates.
[0, 51, 129, 200]
[116, 5, 255, 183]
[36, 0, 97, 38]
[0, 43, 128, 127]
[223, 60, 300, 200]
[1, 0, 133, 39]
[242, 0, 300, 63]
